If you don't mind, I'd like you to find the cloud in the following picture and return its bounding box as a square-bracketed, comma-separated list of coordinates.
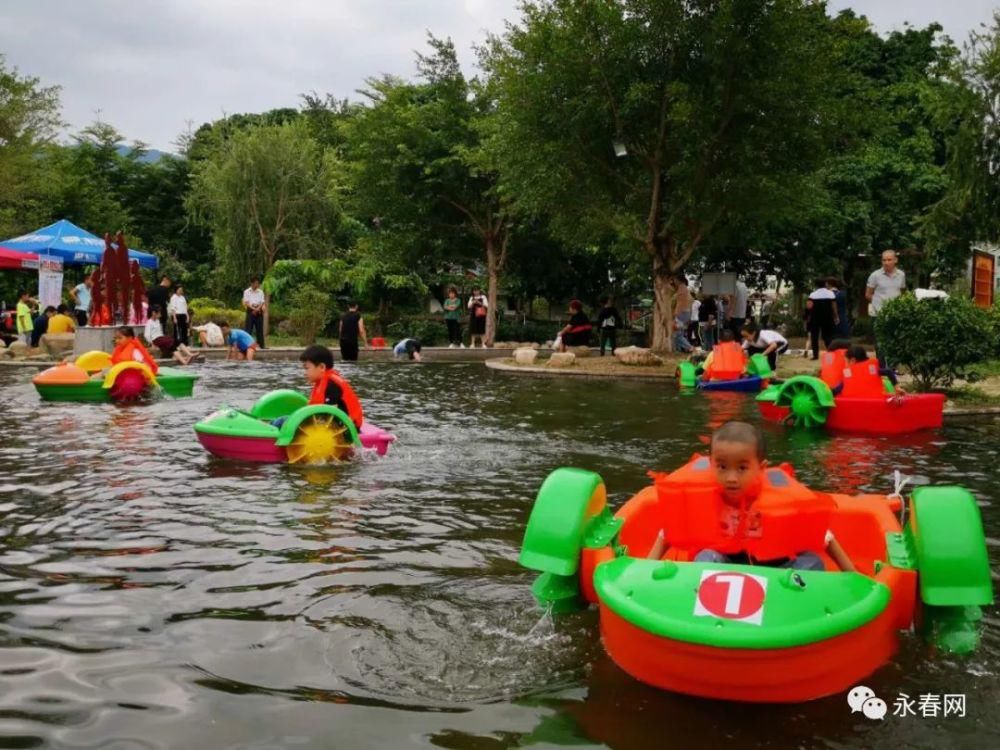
[1, 0, 995, 151]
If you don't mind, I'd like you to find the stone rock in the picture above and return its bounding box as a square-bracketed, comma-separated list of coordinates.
[546, 352, 576, 368]
[492, 341, 517, 349]
[7, 340, 29, 358]
[41, 333, 75, 359]
[615, 346, 663, 366]
[0, 338, 5, 348]
[513, 347, 538, 365]
[566, 345, 592, 358]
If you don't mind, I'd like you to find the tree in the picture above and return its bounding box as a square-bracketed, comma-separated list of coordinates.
[925, 11, 1000, 267]
[344, 35, 511, 343]
[0, 55, 62, 238]
[482, 0, 837, 349]
[186, 120, 345, 330]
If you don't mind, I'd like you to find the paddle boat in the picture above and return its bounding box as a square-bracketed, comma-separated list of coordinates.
[33, 350, 197, 402]
[194, 388, 395, 464]
[756, 351, 944, 434]
[519, 457, 991, 703]
[677, 349, 774, 393]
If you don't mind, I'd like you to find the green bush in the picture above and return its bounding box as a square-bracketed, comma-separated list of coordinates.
[187, 297, 228, 312]
[496, 317, 559, 343]
[875, 294, 993, 390]
[287, 286, 333, 345]
[386, 316, 448, 345]
[190, 306, 244, 328]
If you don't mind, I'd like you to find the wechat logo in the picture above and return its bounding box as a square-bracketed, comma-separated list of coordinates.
[848, 685, 888, 720]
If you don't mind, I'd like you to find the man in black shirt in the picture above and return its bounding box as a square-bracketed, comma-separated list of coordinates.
[146, 276, 172, 331]
[338, 302, 367, 362]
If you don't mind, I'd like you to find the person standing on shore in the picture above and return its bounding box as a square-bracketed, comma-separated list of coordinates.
[169, 285, 190, 346]
[468, 288, 488, 348]
[443, 287, 463, 348]
[69, 277, 93, 327]
[242, 278, 266, 349]
[596, 297, 623, 356]
[146, 276, 172, 328]
[866, 250, 906, 366]
[338, 302, 367, 362]
[727, 278, 750, 338]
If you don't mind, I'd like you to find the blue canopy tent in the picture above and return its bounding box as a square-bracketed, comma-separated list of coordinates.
[0, 220, 158, 269]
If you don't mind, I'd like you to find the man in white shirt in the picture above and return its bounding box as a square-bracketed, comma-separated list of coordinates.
[866, 250, 905, 366]
[727, 279, 750, 337]
[242, 278, 266, 348]
[865, 250, 905, 315]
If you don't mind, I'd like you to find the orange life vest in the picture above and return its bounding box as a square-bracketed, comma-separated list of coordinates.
[819, 349, 847, 390]
[703, 342, 747, 381]
[309, 369, 363, 427]
[652, 455, 834, 562]
[840, 360, 884, 398]
[111, 338, 159, 374]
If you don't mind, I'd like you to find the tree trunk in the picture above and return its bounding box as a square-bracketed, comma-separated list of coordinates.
[485, 236, 500, 346]
[650, 250, 676, 353]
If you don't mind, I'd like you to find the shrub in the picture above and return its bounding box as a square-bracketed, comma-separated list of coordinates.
[287, 286, 333, 345]
[496, 318, 560, 343]
[875, 294, 993, 390]
[187, 297, 228, 311]
[190, 306, 244, 328]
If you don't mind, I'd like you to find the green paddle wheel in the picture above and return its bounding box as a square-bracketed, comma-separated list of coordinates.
[774, 376, 836, 429]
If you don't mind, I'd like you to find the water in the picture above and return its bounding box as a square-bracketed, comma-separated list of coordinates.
[0, 362, 997, 749]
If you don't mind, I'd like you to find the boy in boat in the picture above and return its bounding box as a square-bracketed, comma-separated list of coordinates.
[299, 345, 351, 415]
[834, 345, 905, 396]
[220, 323, 259, 361]
[650, 421, 853, 571]
[698, 329, 747, 382]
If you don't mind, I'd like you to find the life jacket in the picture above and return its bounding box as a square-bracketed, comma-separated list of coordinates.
[652, 455, 834, 562]
[111, 338, 159, 374]
[703, 342, 746, 381]
[819, 349, 847, 389]
[309, 369, 363, 427]
[840, 360, 884, 398]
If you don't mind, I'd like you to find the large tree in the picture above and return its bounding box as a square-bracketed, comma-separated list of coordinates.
[925, 11, 1000, 267]
[0, 55, 62, 238]
[186, 119, 345, 324]
[482, 0, 836, 349]
[344, 36, 510, 342]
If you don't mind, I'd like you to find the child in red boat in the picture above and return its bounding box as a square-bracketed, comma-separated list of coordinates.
[833, 345, 905, 396]
[299, 345, 363, 428]
[649, 421, 854, 571]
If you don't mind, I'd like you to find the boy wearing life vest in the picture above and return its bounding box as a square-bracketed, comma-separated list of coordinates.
[700, 330, 747, 381]
[299, 345, 363, 428]
[651, 421, 854, 571]
[111, 326, 159, 374]
[835, 346, 905, 397]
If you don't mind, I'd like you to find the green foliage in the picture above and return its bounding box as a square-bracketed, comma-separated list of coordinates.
[875, 294, 993, 390]
[190, 306, 243, 328]
[924, 12, 1000, 272]
[287, 285, 333, 345]
[186, 119, 346, 294]
[495, 317, 557, 344]
[385, 316, 448, 346]
[0, 55, 62, 238]
[263, 259, 348, 303]
[482, 0, 839, 348]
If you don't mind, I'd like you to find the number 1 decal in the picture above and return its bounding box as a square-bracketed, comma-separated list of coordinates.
[694, 570, 768, 625]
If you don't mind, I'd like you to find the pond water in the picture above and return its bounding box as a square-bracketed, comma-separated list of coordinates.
[0, 361, 997, 749]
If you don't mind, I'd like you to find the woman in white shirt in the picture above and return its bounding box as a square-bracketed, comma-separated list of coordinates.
[144, 308, 199, 365]
[168, 285, 190, 345]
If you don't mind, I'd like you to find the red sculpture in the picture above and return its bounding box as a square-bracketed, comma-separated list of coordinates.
[88, 233, 146, 326]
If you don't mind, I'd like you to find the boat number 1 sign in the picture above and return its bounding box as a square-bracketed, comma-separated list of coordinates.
[694, 570, 768, 625]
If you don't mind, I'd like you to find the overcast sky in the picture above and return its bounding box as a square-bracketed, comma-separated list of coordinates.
[1, 0, 996, 151]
